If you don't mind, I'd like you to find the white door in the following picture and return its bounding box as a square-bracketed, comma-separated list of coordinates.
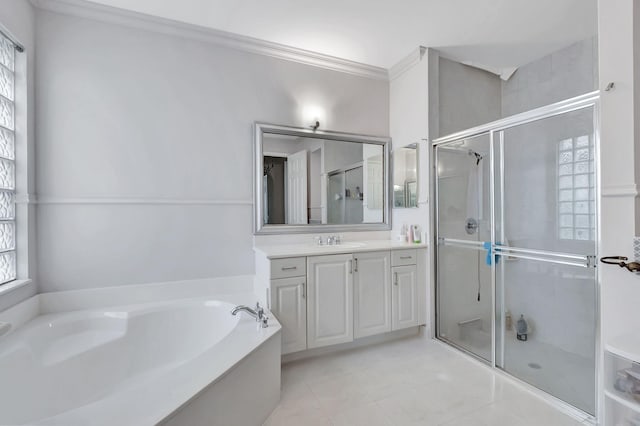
[286, 150, 308, 224]
[270, 277, 307, 354]
[307, 254, 353, 348]
[354, 251, 391, 338]
[392, 265, 419, 330]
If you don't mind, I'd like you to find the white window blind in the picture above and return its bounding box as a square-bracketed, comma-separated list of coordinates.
[0, 34, 17, 284]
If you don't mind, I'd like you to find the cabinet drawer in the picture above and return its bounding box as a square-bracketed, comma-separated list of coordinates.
[392, 249, 417, 266]
[271, 257, 306, 279]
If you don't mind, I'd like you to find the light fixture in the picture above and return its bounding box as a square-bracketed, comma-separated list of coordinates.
[302, 104, 325, 130]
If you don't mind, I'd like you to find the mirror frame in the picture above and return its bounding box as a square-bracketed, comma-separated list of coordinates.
[254, 122, 392, 235]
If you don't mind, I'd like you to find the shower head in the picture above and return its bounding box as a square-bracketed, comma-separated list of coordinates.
[468, 150, 483, 165]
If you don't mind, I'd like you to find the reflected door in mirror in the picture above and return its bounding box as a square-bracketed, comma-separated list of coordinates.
[261, 133, 386, 226]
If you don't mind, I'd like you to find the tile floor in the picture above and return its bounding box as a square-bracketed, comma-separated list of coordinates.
[264, 334, 593, 426]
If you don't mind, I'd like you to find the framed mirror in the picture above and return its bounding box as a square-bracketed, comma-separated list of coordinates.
[393, 143, 419, 208]
[254, 123, 391, 234]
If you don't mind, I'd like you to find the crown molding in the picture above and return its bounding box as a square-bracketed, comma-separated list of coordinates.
[388, 46, 427, 81]
[30, 0, 388, 81]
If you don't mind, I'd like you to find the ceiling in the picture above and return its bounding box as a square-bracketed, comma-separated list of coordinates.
[83, 0, 597, 72]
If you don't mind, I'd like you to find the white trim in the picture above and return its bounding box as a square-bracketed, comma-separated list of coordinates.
[263, 151, 289, 158]
[34, 196, 253, 206]
[30, 0, 388, 81]
[0, 279, 33, 296]
[601, 184, 639, 197]
[388, 46, 426, 81]
[14, 193, 34, 204]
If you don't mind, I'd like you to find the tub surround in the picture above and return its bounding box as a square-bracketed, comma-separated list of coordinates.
[0, 278, 282, 426]
[254, 240, 428, 356]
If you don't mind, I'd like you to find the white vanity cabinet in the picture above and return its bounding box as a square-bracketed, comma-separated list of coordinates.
[391, 249, 420, 330]
[266, 257, 307, 354]
[271, 276, 307, 354]
[254, 242, 427, 356]
[353, 251, 392, 338]
[307, 254, 354, 349]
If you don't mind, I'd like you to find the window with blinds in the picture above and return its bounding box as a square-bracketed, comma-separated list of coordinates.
[0, 34, 17, 284]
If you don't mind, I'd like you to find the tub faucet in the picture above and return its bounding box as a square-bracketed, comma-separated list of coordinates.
[231, 303, 269, 328]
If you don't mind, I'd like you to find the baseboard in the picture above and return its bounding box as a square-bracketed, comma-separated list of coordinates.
[281, 325, 424, 364]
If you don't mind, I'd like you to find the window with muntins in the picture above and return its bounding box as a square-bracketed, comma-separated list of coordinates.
[0, 34, 17, 284]
[558, 135, 595, 241]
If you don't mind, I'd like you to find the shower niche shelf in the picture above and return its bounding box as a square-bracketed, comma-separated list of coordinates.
[605, 333, 640, 425]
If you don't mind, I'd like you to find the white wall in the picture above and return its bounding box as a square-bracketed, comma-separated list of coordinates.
[389, 49, 429, 240]
[34, 7, 389, 292]
[389, 48, 431, 330]
[598, 0, 640, 345]
[0, 1, 37, 311]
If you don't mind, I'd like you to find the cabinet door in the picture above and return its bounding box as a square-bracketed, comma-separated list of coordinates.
[271, 277, 307, 354]
[392, 265, 419, 330]
[354, 251, 391, 339]
[307, 254, 353, 349]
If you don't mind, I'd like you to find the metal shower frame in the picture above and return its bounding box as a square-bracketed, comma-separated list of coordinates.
[431, 91, 601, 421]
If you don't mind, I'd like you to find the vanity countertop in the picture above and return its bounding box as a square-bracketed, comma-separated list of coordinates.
[254, 240, 428, 259]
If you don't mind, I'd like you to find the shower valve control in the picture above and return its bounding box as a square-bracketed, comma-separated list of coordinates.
[465, 218, 479, 235]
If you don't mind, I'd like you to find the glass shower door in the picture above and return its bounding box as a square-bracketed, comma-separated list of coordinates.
[327, 171, 345, 224]
[435, 133, 493, 361]
[494, 106, 597, 415]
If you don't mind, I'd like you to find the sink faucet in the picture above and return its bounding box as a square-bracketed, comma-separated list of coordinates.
[231, 302, 269, 328]
[327, 235, 342, 245]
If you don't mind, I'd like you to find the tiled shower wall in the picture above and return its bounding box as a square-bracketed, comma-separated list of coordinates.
[502, 37, 598, 116]
[501, 37, 598, 356]
[436, 36, 598, 356]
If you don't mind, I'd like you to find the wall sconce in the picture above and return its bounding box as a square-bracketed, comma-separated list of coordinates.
[302, 105, 325, 131]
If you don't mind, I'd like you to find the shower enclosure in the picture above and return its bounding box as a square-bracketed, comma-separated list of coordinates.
[327, 166, 364, 224]
[433, 92, 599, 417]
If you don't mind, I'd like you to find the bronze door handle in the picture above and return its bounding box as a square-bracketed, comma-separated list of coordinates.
[600, 256, 640, 272]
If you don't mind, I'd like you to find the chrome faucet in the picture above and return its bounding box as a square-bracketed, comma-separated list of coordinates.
[231, 302, 269, 328]
[327, 235, 342, 245]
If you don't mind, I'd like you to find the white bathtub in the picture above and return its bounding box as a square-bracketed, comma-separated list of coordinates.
[0, 284, 281, 426]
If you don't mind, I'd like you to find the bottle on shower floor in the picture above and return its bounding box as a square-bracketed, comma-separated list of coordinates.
[517, 314, 529, 341]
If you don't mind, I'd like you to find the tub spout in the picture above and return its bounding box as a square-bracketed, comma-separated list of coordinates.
[231, 303, 269, 328]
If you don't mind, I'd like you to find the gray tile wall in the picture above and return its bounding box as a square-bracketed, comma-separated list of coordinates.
[502, 37, 598, 117]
